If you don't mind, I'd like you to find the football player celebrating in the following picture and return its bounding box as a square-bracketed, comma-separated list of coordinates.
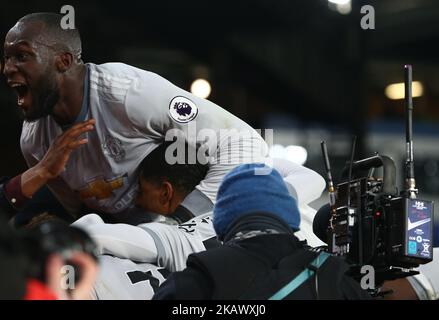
[3, 12, 267, 224]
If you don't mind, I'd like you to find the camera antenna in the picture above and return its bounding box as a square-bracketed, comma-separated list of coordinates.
[347, 135, 360, 262]
[321, 141, 336, 213]
[404, 65, 417, 199]
[347, 136, 357, 208]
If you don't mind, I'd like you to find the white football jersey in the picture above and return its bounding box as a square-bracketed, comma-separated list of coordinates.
[138, 213, 217, 272]
[73, 158, 326, 274]
[72, 212, 217, 273]
[417, 248, 439, 299]
[21, 62, 267, 217]
[91, 255, 168, 300]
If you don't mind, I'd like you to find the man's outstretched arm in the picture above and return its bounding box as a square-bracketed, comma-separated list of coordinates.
[72, 214, 159, 263]
[72, 213, 215, 272]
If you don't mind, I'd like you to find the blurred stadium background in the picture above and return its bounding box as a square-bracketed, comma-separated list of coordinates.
[1, 0, 438, 217]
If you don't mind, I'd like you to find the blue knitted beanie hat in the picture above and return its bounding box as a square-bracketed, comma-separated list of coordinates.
[213, 163, 301, 238]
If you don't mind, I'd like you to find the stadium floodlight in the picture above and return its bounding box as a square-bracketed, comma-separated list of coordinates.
[269, 144, 308, 165]
[191, 79, 211, 99]
[385, 81, 424, 100]
[286, 145, 308, 166]
[327, 0, 351, 14]
[328, 0, 350, 5]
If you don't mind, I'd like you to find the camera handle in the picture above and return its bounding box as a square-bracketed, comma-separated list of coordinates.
[342, 155, 397, 196]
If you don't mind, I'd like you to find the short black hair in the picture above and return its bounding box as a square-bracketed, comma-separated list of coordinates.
[18, 12, 82, 61]
[140, 141, 209, 195]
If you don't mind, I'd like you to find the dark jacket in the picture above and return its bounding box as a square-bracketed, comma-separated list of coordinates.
[153, 213, 371, 300]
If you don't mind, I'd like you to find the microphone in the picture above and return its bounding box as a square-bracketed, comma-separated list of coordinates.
[312, 203, 331, 244]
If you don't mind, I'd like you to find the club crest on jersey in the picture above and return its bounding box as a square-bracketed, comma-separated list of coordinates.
[169, 96, 198, 123]
[103, 135, 126, 161]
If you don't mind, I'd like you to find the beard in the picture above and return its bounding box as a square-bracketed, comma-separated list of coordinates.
[24, 77, 60, 122]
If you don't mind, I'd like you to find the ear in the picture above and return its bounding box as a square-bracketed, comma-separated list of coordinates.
[55, 52, 74, 73]
[160, 181, 174, 204]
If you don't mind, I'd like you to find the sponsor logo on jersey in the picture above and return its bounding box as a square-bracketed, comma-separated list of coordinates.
[103, 135, 126, 161]
[169, 96, 198, 123]
[79, 175, 126, 200]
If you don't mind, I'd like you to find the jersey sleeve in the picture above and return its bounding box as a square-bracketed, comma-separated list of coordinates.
[139, 218, 212, 272]
[268, 158, 326, 247]
[72, 213, 215, 273]
[269, 158, 326, 206]
[418, 248, 439, 299]
[294, 204, 326, 247]
[71, 214, 159, 263]
[124, 71, 268, 203]
[407, 273, 438, 300]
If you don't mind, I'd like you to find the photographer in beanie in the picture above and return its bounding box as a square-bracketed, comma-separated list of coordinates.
[153, 163, 370, 300]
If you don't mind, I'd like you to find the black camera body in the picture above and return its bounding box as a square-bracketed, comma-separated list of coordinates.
[321, 66, 434, 291]
[329, 156, 434, 284]
[23, 221, 98, 284]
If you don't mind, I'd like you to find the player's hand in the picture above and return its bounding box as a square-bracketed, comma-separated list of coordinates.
[36, 119, 96, 180]
[20, 119, 95, 198]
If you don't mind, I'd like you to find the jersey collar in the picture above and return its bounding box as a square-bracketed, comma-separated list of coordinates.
[61, 64, 90, 131]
